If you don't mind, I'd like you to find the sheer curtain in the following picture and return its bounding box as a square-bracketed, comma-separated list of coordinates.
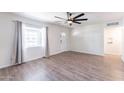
[41, 27, 49, 57]
[12, 21, 23, 64]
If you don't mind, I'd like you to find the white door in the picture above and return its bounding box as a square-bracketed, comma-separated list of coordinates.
[60, 32, 67, 52]
[104, 27, 122, 55]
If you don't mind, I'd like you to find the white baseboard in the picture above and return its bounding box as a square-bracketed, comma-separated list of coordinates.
[0, 50, 68, 69]
[71, 50, 104, 56]
[49, 50, 68, 56]
[0, 63, 14, 69]
[0, 50, 103, 69]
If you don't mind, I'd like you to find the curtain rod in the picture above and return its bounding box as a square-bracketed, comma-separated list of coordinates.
[12, 20, 48, 28]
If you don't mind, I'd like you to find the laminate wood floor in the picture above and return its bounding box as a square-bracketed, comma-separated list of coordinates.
[0, 51, 124, 81]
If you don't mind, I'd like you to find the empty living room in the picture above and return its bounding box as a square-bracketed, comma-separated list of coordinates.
[0, 12, 124, 81]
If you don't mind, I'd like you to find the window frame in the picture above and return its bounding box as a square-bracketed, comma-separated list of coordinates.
[22, 24, 42, 49]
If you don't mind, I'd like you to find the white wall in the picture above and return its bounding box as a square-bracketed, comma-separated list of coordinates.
[121, 19, 124, 62]
[70, 24, 104, 56]
[23, 47, 43, 62]
[122, 30, 124, 61]
[0, 13, 70, 68]
[48, 24, 70, 55]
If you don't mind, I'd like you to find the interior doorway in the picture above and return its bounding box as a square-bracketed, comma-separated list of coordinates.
[104, 27, 122, 55]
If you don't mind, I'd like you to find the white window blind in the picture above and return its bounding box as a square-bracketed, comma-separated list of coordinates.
[22, 24, 42, 48]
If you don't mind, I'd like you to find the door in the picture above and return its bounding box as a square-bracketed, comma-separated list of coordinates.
[104, 27, 122, 55]
[60, 32, 67, 52]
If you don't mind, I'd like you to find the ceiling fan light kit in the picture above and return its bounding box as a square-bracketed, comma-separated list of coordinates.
[55, 12, 88, 26]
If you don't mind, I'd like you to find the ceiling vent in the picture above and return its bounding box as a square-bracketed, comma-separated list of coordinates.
[107, 22, 119, 26]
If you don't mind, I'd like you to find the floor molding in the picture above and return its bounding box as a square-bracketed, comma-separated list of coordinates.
[70, 50, 104, 56]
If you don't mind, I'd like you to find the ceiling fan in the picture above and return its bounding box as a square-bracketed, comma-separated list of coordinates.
[55, 12, 88, 26]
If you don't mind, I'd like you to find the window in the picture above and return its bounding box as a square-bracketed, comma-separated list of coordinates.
[22, 24, 42, 48]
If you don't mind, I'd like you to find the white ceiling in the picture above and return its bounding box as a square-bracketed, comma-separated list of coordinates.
[13, 12, 124, 27]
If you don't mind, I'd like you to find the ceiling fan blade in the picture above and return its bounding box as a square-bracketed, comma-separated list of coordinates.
[73, 13, 85, 19]
[55, 16, 66, 20]
[74, 18, 88, 21]
[73, 21, 81, 24]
